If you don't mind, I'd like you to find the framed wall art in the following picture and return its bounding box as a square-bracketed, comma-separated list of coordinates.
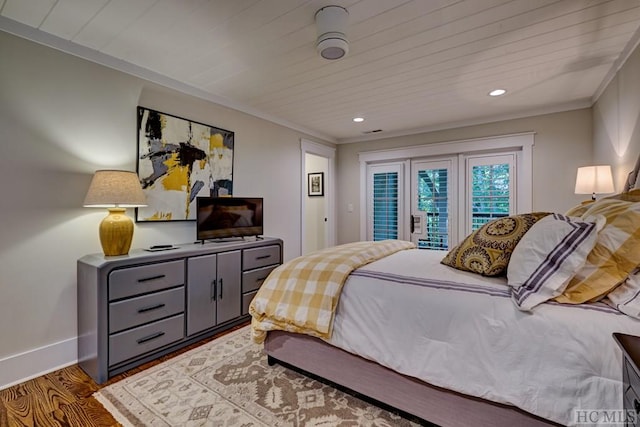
[308, 172, 324, 197]
[136, 106, 234, 221]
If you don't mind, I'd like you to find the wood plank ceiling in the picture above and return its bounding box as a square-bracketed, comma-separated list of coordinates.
[1, 0, 640, 143]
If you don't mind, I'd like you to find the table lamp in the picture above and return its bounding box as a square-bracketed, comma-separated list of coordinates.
[83, 170, 147, 256]
[574, 165, 614, 201]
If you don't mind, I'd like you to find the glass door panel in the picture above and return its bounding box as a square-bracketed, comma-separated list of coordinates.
[466, 154, 515, 234]
[367, 163, 405, 241]
[411, 159, 455, 250]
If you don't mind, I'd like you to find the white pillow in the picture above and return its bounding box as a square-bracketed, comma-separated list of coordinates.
[508, 213, 604, 311]
[605, 269, 640, 319]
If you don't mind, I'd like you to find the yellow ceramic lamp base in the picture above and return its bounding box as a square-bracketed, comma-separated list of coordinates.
[99, 208, 134, 256]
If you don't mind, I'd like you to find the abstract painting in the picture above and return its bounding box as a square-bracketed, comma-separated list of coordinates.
[136, 107, 234, 221]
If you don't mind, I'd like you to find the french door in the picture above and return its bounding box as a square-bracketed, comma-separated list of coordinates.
[368, 153, 517, 249]
[367, 162, 406, 241]
[466, 154, 515, 233]
[410, 158, 457, 249]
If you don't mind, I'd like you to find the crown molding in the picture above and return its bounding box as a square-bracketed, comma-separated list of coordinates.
[338, 100, 592, 144]
[0, 16, 337, 144]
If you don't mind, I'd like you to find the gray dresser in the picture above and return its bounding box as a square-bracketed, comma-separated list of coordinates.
[77, 237, 282, 384]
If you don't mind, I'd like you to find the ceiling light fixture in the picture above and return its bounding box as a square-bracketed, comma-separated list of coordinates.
[489, 89, 507, 96]
[353, 117, 364, 122]
[315, 5, 349, 60]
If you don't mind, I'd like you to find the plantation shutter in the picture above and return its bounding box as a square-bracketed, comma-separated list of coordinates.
[367, 163, 405, 241]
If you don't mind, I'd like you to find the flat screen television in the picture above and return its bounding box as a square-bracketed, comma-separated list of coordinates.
[196, 197, 263, 242]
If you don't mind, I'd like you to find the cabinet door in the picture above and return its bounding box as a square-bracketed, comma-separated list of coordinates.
[216, 250, 241, 324]
[186, 254, 217, 336]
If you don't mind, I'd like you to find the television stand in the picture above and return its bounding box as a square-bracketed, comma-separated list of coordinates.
[77, 237, 283, 384]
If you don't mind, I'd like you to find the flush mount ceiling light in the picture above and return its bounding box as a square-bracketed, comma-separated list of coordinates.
[315, 5, 349, 60]
[489, 88, 507, 96]
[353, 117, 364, 122]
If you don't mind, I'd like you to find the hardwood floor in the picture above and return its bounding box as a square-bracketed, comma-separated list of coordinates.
[0, 323, 248, 427]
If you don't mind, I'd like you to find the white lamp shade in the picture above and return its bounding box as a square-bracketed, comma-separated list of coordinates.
[83, 170, 147, 208]
[574, 165, 615, 195]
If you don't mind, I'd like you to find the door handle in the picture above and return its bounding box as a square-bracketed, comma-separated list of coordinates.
[410, 215, 415, 233]
[219, 278, 224, 299]
[211, 279, 217, 301]
[410, 215, 422, 234]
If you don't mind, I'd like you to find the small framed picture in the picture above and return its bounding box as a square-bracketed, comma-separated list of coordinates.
[307, 172, 324, 197]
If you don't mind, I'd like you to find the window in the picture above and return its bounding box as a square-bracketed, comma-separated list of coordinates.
[467, 154, 515, 233]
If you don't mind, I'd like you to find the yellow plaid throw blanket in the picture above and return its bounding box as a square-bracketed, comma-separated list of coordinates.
[249, 240, 416, 343]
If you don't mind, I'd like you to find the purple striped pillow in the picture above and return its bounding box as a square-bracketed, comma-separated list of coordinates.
[508, 214, 604, 311]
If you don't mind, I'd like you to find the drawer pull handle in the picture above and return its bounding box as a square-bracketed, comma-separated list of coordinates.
[257, 277, 268, 283]
[136, 331, 165, 344]
[138, 303, 166, 313]
[138, 274, 166, 283]
[256, 255, 271, 260]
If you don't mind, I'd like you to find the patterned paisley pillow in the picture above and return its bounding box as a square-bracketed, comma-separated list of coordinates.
[441, 212, 552, 276]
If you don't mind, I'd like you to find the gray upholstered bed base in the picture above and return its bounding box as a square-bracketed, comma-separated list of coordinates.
[264, 331, 560, 427]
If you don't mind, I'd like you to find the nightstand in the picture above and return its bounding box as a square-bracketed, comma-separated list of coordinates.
[614, 333, 640, 426]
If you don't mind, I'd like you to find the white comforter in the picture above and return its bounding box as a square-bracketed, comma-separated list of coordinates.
[327, 249, 640, 426]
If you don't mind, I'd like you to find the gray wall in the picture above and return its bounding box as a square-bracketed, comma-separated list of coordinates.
[593, 42, 640, 186]
[0, 31, 330, 384]
[2, 25, 635, 387]
[336, 109, 593, 244]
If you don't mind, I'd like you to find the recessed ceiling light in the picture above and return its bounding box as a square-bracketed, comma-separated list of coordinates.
[489, 89, 507, 97]
[353, 117, 365, 122]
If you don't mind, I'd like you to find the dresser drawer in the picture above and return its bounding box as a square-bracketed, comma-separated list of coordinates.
[242, 265, 277, 293]
[242, 291, 257, 315]
[109, 314, 184, 366]
[109, 260, 185, 301]
[624, 385, 640, 427]
[243, 245, 281, 270]
[109, 287, 185, 333]
[627, 359, 640, 396]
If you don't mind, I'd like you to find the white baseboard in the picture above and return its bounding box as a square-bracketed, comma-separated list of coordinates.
[0, 337, 77, 390]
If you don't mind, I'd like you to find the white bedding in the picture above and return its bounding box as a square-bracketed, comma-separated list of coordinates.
[327, 249, 640, 426]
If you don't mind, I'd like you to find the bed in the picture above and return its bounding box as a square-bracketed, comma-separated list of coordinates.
[251, 157, 640, 427]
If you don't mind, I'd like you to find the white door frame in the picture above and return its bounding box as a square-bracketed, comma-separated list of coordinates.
[359, 132, 533, 241]
[301, 139, 336, 254]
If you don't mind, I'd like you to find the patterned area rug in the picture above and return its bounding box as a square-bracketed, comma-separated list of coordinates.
[94, 326, 421, 426]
